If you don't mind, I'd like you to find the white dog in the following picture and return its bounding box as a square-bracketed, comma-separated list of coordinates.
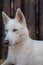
[1, 8, 43, 65]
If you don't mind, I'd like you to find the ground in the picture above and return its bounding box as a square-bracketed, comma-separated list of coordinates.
[0, 59, 5, 64]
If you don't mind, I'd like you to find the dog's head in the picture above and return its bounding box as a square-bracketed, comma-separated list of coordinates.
[2, 8, 29, 46]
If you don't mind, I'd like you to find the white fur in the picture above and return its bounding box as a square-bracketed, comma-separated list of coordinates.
[1, 8, 43, 65]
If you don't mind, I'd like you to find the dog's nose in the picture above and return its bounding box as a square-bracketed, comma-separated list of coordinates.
[4, 40, 9, 45]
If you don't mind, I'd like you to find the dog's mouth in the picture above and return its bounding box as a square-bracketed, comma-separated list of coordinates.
[3, 40, 10, 46]
[4, 43, 10, 47]
[4, 43, 10, 46]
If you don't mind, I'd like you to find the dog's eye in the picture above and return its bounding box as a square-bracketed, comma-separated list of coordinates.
[13, 29, 17, 32]
[5, 29, 8, 32]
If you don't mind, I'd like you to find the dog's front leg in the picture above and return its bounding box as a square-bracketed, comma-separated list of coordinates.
[1, 59, 13, 65]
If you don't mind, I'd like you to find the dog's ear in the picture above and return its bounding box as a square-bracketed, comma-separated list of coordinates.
[2, 12, 10, 24]
[15, 8, 26, 26]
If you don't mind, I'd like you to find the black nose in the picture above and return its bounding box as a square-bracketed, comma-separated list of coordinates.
[4, 40, 9, 46]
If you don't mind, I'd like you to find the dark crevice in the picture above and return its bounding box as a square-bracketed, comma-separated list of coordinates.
[0, 0, 3, 59]
[21, 0, 25, 16]
[35, 0, 39, 40]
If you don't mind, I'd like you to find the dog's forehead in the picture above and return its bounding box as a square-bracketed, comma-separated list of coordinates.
[5, 19, 22, 29]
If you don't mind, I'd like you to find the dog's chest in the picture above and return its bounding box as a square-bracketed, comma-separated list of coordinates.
[7, 45, 24, 62]
[7, 42, 32, 64]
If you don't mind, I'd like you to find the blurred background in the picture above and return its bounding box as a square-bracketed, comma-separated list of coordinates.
[0, 0, 43, 60]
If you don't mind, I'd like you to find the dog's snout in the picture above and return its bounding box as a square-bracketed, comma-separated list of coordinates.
[4, 40, 9, 45]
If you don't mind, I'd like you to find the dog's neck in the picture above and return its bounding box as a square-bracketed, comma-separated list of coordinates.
[7, 35, 32, 58]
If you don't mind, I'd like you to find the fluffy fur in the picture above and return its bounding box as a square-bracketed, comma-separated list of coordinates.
[1, 8, 43, 65]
